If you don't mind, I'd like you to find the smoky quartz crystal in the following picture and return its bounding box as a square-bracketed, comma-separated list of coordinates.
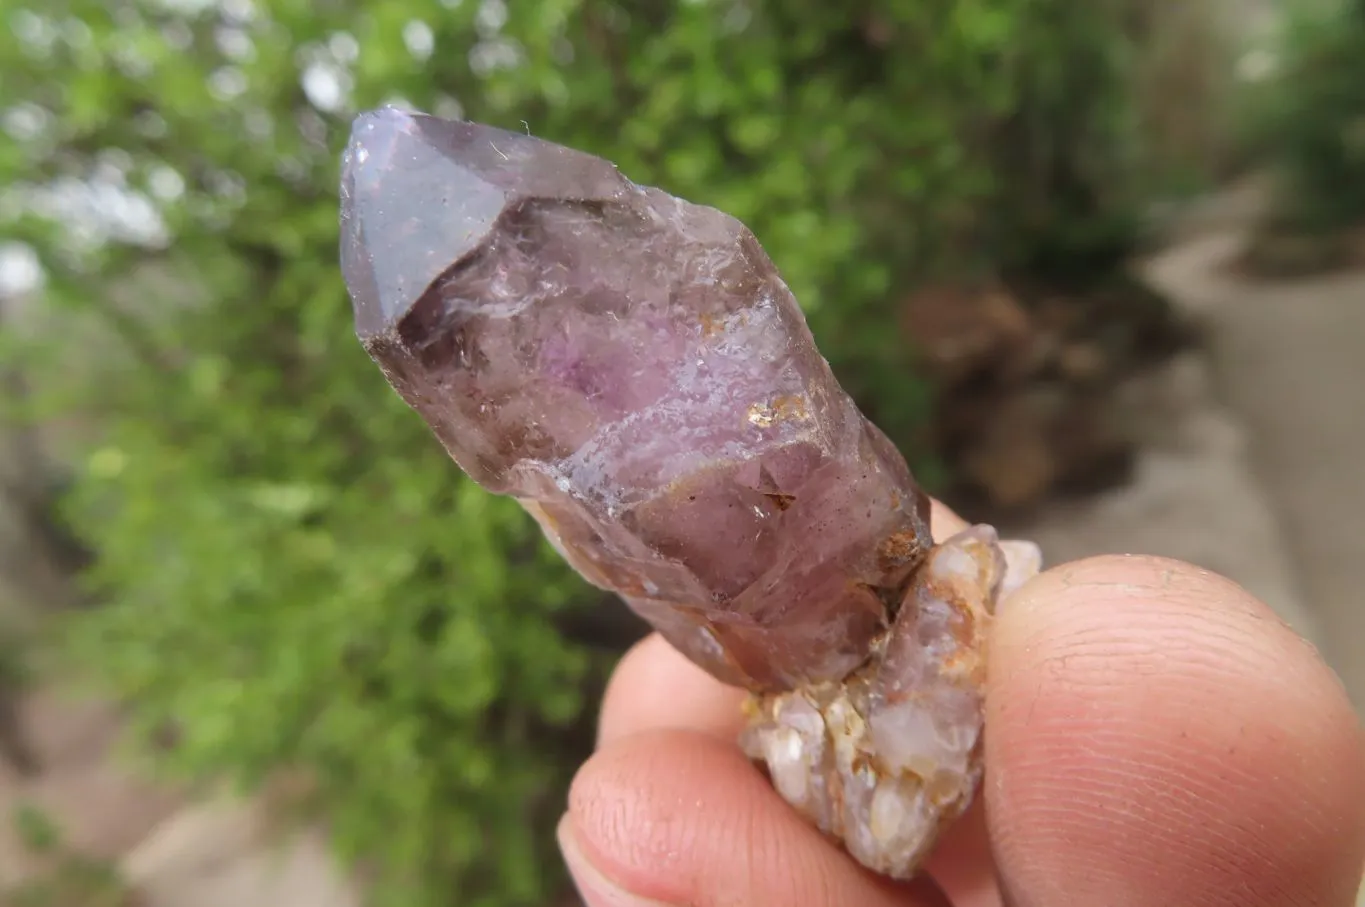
[340, 106, 1041, 877]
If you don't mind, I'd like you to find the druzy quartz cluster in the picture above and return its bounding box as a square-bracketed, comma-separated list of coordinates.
[339, 107, 1042, 878]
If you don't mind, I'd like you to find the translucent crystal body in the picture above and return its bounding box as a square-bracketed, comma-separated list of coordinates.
[339, 107, 1042, 877]
[341, 107, 935, 693]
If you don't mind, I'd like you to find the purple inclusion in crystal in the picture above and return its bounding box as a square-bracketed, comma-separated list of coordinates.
[340, 107, 934, 692]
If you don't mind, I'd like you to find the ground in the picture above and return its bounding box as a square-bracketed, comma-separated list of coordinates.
[0, 187, 1362, 903]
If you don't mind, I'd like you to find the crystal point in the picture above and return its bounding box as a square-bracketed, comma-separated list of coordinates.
[339, 109, 1042, 879]
[340, 109, 934, 691]
[340, 107, 630, 339]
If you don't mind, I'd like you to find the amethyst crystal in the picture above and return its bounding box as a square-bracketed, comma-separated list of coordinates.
[340, 107, 1041, 877]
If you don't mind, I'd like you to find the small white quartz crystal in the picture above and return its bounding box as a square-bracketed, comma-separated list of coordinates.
[741, 527, 1041, 877]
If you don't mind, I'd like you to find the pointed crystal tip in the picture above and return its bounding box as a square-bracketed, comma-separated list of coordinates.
[340, 107, 511, 339]
[338, 107, 633, 340]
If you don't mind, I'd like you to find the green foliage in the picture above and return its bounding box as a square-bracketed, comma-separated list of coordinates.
[12, 804, 61, 855]
[1251, 0, 1365, 233]
[0, 1, 1150, 905]
[8, 807, 132, 907]
[7, 862, 131, 907]
[0, 626, 32, 692]
[990, 0, 1143, 279]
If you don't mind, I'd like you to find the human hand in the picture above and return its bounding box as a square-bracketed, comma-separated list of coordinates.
[556, 500, 1365, 907]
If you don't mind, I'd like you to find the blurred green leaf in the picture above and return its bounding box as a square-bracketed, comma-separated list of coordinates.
[1248, 2, 1365, 233]
[12, 805, 61, 855]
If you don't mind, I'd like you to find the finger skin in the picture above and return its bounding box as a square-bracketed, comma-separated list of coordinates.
[987, 555, 1365, 907]
[564, 729, 952, 907]
[929, 498, 971, 541]
[924, 799, 1002, 907]
[596, 633, 746, 746]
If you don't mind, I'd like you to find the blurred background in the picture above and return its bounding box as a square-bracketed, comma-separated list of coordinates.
[0, 0, 1362, 904]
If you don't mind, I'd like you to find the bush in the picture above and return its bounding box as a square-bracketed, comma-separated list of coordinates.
[6, 807, 134, 907]
[987, 0, 1146, 281]
[0, 1, 1150, 904]
[1251, 0, 1365, 234]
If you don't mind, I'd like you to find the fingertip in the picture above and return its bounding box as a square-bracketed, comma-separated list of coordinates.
[558, 813, 672, 907]
[929, 498, 970, 543]
[567, 730, 952, 907]
[597, 634, 747, 747]
[986, 554, 1365, 907]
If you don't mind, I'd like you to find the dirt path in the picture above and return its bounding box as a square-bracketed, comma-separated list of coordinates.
[1014, 181, 1365, 711]
[1146, 229, 1365, 710]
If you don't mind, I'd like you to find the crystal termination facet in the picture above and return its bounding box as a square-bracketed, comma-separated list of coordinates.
[339, 106, 1043, 879]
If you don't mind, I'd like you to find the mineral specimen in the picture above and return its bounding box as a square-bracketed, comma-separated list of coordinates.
[339, 106, 1042, 878]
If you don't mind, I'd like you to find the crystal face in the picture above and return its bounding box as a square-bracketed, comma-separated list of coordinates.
[341, 107, 934, 693]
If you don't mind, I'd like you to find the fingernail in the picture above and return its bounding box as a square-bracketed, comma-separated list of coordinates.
[556, 814, 673, 907]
